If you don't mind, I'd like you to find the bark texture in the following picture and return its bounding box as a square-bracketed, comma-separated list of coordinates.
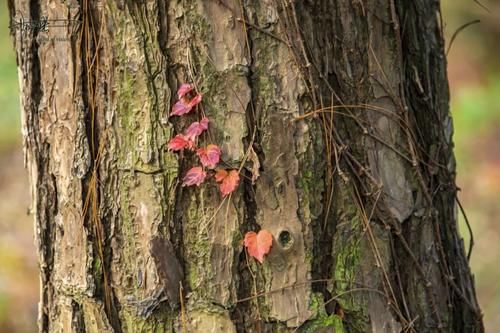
[9, 0, 483, 332]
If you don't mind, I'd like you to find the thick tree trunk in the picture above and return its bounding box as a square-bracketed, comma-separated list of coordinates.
[9, 0, 483, 332]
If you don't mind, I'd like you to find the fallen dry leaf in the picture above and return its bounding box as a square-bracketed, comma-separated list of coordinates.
[247, 145, 261, 184]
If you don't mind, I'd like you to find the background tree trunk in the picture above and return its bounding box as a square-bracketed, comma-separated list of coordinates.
[9, 0, 483, 332]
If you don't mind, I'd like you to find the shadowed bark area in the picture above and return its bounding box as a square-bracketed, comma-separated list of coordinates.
[9, 0, 483, 332]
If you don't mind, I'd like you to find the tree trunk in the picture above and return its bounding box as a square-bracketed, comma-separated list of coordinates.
[9, 0, 483, 332]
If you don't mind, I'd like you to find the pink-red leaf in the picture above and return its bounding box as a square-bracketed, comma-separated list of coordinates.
[214, 169, 240, 196]
[185, 117, 209, 140]
[182, 166, 207, 187]
[244, 230, 273, 263]
[171, 100, 192, 116]
[199, 116, 209, 128]
[197, 144, 221, 169]
[187, 94, 202, 108]
[177, 83, 193, 99]
[170, 94, 203, 117]
[167, 134, 194, 151]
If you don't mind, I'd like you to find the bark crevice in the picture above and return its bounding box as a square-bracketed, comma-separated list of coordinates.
[79, 1, 121, 331]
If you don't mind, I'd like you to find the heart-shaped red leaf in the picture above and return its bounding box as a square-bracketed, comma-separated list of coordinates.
[182, 166, 207, 187]
[197, 144, 221, 169]
[244, 230, 273, 263]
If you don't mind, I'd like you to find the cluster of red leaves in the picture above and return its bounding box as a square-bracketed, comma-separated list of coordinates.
[167, 84, 240, 197]
[168, 84, 272, 263]
[244, 229, 273, 263]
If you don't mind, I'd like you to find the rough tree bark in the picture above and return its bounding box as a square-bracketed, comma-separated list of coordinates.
[9, 0, 483, 332]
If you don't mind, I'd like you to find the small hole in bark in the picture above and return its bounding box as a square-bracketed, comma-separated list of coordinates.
[278, 230, 293, 249]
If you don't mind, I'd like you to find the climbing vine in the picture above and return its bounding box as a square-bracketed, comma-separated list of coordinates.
[167, 83, 240, 195]
[167, 83, 273, 263]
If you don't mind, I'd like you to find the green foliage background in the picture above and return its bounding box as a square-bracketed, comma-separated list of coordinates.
[0, 3, 19, 152]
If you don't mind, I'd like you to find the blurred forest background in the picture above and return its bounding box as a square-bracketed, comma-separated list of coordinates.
[0, 1, 499, 332]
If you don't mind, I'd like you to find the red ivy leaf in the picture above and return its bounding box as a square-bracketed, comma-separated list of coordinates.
[244, 230, 273, 263]
[177, 83, 193, 99]
[167, 134, 194, 151]
[197, 144, 221, 169]
[188, 94, 202, 108]
[214, 168, 228, 182]
[185, 117, 209, 140]
[170, 94, 203, 117]
[199, 116, 209, 128]
[171, 100, 191, 116]
[182, 166, 207, 187]
[215, 169, 240, 196]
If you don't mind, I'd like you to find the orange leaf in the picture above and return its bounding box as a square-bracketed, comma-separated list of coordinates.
[214, 169, 239, 196]
[215, 168, 228, 182]
[244, 230, 273, 263]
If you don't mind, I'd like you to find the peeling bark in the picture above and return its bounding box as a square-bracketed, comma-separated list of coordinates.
[9, 0, 483, 332]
